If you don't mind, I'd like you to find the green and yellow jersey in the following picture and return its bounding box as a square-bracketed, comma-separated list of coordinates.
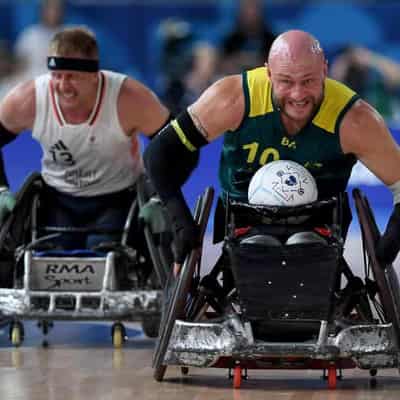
[219, 66, 360, 202]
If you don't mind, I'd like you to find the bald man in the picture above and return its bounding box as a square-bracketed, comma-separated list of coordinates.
[144, 29, 400, 269]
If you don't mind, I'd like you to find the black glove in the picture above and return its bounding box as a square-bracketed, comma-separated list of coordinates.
[376, 203, 400, 265]
[165, 194, 200, 264]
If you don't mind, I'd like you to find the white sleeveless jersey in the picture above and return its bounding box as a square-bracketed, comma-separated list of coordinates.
[32, 70, 143, 197]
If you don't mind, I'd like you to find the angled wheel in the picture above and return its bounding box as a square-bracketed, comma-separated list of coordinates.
[152, 187, 214, 382]
[353, 189, 400, 346]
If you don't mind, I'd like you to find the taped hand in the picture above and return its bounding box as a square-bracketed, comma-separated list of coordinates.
[0, 188, 15, 224]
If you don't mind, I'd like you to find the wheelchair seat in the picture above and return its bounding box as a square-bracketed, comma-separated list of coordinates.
[0, 173, 174, 345]
[153, 190, 400, 389]
[225, 198, 342, 341]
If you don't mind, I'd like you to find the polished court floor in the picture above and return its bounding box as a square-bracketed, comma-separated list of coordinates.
[0, 236, 399, 400]
[0, 320, 400, 400]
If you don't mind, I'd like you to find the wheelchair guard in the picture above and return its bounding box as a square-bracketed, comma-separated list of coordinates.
[153, 190, 400, 389]
[0, 173, 173, 347]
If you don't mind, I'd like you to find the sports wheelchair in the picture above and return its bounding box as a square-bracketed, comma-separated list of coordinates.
[0, 173, 173, 347]
[152, 187, 400, 389]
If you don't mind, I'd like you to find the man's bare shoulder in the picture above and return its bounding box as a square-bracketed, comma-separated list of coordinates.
[344, 99, 384, 128]
[118, 77, 158, 106]
[340, 99, 387, 152]
[0, 80, 36, 132]
[340, 98, 400, 184]
[190, 74, 244, 139]
[117, 77, 169, 136]
[197, 74, 242, 104]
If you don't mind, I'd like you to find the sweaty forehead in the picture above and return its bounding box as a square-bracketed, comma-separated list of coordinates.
[269, 57, 322, 77]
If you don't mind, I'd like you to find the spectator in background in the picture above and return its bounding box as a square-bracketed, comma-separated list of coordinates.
[219, 0, 276, 74]
[159, 18, 219, 116]
[14, 0, 65, 80]
[163, 42, 218, 116]
[331, 46, 400, 121]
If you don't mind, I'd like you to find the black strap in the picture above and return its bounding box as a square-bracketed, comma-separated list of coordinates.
[148, 113, 174, 140]
[47, 56, 99, 72]
[143, 120, 199, 200]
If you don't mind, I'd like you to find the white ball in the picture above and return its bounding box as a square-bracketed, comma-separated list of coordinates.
[248, 160, 318, 207]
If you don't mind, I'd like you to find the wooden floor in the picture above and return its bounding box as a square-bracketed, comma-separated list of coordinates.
[0, 320, 399, 400]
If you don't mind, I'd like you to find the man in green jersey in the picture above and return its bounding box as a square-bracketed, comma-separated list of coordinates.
[144, 29, 400, 271]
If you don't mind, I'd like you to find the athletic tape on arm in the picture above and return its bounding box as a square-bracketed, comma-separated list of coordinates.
[172, 110, 208, 151]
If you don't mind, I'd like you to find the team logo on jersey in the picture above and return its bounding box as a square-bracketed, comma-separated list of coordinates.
[48, 57, 57, 68]
[49, 140, 76, 166]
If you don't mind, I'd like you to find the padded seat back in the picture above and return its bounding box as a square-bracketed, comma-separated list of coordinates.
[226, 230, 341, 339]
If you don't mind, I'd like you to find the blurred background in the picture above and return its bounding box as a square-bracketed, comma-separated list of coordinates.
[1, 0, 400, 240]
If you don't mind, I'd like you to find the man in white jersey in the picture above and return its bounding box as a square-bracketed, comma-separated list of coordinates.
[0, 26, 171, 251]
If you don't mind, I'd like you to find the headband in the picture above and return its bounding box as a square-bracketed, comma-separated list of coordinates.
[47, 56, 99, 72]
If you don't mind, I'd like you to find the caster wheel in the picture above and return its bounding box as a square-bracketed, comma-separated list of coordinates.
[233, 366, 242, 389]
[142, 316, 161, 338]
[370, 368, 378, 377]
[327, 366, 337, 390]
[39, 320, 53, 336]
[10, 322, 24, 347]
[181, 367, 189, 376]
[111, 323, 126, 349]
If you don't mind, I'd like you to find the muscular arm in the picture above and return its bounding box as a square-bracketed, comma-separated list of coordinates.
[117, 78, 170, 137]
[0, 80, 36, 134]
[144, 74, 245, 199]
[143, 75, 245, 264]
[340, 99, 400, 185]
[144, 74, 246, 197]
[341, 99, 400, 264]
[0, 81, 35, 187]
[189, 74, 245, 140]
